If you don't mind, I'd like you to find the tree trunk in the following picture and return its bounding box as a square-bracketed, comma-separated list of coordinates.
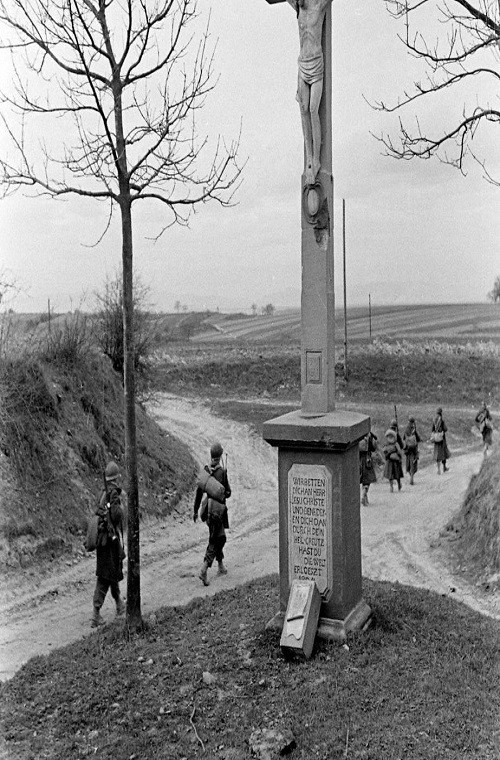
[121, 197, 142, 629]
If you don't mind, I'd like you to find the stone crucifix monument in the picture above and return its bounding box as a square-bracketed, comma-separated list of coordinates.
[263, 0, 372, 641]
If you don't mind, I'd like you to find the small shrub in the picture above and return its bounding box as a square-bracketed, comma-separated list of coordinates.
[3, 521, 38, 541]
[79, 441, 105, 469]
[40, 312, 91, 366]
[93, 272, 160, 379]
[0, 357, 58, 481]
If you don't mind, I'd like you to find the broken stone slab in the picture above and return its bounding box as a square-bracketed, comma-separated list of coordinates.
[249, 727, 296, 759]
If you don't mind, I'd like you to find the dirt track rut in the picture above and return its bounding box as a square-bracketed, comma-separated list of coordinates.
[1, 393, 498, 682]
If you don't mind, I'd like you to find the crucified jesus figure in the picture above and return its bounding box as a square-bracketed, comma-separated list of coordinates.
[286, 0, 332, 185]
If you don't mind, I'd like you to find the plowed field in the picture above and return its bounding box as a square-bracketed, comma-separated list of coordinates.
[194, 303, 500, 344]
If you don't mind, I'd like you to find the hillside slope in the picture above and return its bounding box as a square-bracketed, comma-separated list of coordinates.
[445, 449, 500, 585]
[0, 350, 196, 570]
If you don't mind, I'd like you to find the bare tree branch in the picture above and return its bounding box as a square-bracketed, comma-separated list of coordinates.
[376, 0, 500, 184]
[0, 0, 243, 628]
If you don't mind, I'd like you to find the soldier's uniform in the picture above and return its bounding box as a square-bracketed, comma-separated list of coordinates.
[193, 442, 231, 586]
[91, 461, 125, 627]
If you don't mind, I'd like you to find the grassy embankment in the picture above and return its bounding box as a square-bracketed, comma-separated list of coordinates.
[0, 314, 197, 570]
[1, 575, 499, 759]
[445, 449, 500, 588]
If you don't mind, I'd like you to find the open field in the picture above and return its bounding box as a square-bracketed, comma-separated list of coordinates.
[8, 303, 500, 347]
[193, 303, 500, 344]
[151, 338, 500, 409]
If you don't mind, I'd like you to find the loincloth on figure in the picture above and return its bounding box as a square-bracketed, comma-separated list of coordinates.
[297, 53, 324, 86]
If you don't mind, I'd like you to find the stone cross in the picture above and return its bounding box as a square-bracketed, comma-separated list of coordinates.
[266, 0, 334, 415]
[263, 0, 372, 642]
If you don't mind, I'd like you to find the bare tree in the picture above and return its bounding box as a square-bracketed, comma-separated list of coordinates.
[374, 1, 500, 184]
[0, 269, 18, 306]
[94, 271, 157, 378]
[0, 0, 242, 628]
[262, 303, 275, 316]
[488, 275, 500, 302]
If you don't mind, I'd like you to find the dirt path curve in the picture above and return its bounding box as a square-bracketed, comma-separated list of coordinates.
[1, 394, 498, 682]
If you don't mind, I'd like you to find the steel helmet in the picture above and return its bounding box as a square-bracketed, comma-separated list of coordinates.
[210, 442, 223, 459]
[105, 460, 120, 481]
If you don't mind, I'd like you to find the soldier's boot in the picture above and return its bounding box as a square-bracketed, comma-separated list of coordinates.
[91, 606, 105, 628]
[397, 480, 402, 491]
[115, 597, 125, 617]
[361, 487, 369, 506]
[199, 562, 210, 586]
[437, 464, 441, 475]
[410, 474, 414, 485]
[389, 480, 394, 493]
[217, 561, 228, 576]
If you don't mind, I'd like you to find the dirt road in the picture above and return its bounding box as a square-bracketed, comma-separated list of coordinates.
[1, 394, 498, 682]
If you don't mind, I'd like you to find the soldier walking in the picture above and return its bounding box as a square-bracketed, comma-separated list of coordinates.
[91, 461, 126, 627]
[383, 428, 404, 493]
[359, 429, 378, 506]
[475, 401, 493, 458]
[193, 442, 231, 586]
[431, 408, 450, 475]
[403, 416, 421, 485]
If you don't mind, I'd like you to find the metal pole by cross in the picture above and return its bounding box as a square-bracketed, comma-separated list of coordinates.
[343, 198, 348, 381]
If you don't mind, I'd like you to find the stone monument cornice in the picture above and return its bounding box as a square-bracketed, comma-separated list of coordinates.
[263, 410, 371, 450]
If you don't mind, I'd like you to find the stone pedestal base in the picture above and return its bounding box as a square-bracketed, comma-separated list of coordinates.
[263, 409, 372, 642]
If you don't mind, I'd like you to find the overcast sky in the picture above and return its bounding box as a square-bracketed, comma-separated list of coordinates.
[1, 0, 499, 313]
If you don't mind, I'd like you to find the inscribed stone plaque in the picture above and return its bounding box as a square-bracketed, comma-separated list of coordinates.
[288, 463, 332, 596]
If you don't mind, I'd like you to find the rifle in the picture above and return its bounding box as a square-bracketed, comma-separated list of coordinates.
[103, 469, 109, 506]
[224, 453, 229, 494]
[103, 469, 116, 541]
[394, 404, 399, 433]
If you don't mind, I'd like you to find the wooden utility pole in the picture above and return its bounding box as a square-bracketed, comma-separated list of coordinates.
[369, 293, 372, 339]
[342, 198, 348, 380]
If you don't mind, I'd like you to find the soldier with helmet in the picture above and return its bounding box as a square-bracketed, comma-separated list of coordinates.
[359, 428, 378, 506]
[193, 441, 231, 586]
[475, 400, 493, 458]
[91, 460, 126, 627]
[383, 428, 404, 493]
